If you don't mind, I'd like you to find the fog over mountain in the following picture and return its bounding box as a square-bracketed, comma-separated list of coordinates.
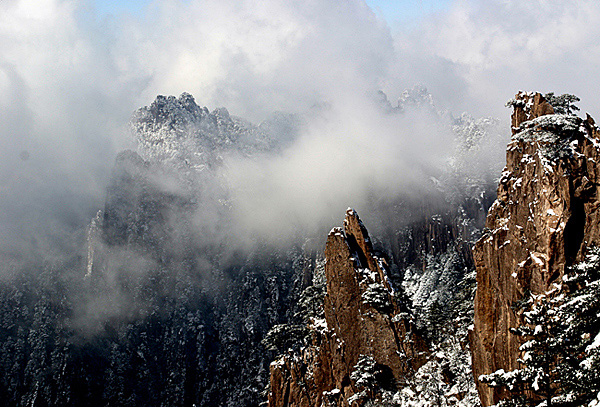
[2, 1, 600, 406]
[2, 0, 600, 260]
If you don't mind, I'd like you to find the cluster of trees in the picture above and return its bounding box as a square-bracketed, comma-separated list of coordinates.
[543, 93, 581, 116]
[481, 248, 600, 406]
[0, 246, 307, 407]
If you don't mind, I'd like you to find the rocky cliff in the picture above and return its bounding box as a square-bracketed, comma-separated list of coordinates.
[471, 92, 600, 405]
[0, 89, 499, 407]
[268, 209, 428, 407]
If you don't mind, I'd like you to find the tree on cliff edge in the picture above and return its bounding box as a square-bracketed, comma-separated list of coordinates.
[480, 248, 600, 407]
[543, 93, 580, 116]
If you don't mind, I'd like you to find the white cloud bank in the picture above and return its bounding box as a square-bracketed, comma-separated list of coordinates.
[1, 0, 600, 250]
[390, 0, 600, 118]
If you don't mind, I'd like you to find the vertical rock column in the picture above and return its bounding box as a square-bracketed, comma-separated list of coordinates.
[268, 209, 427, 407]
[471, 92, 600, 405]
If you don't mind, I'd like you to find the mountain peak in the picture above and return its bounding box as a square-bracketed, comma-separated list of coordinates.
[507, 91, 555, 134]
[472, 91, 600, 406]
[130, 92, 273, 167]
[269, 210, 427, 407]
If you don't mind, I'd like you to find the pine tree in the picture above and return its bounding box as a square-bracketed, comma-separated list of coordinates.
[543, 93, 581, 116]
[552, 250, 600, 406]
[480, 289, 562, 406]
[480, 248, 600, 406]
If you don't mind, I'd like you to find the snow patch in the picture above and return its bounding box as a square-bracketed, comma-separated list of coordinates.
[531, 252, 545, 267]
[587, 332, 600, 352]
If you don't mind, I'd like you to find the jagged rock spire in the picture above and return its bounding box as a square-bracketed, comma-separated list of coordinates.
[268, 209, 427, 407]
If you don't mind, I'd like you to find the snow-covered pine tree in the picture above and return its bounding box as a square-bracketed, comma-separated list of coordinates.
[480, 248, 600, 407]
[543, 93, 580, 116]
[552, 249, 600, 406]
[480, 289, 563, 407]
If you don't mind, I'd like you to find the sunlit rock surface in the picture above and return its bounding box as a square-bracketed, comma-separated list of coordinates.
[268, 209, 428, 407]
[472, 92, 600, 405]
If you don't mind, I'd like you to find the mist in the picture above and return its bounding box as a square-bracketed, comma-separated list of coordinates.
[2, 0, 599, 268]
[223, 99, 458, 241]
[1, 3, 599, 403]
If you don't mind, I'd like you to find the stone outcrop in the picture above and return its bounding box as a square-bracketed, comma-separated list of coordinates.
[471, 92, 600, 405]
[509, 91, 555, 135]
[268, 209, 428, 407]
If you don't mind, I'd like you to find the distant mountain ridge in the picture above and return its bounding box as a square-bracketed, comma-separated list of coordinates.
[0, 87, 508, 407]
[131, 92, 300, 169]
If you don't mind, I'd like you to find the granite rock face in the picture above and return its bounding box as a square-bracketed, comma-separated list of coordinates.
[268, 209, 428, 407]
[509, 91, 555, 135]
[471, 92, 600, 405]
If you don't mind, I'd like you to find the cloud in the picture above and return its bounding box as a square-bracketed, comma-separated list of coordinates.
[112, 0, 394, 121]
[223, 101, 456, 241]
[391, 0, 600, 118]
[0, 0, 398, 254]
[0, 0, 138, 253]
[1, 0, 600, 258]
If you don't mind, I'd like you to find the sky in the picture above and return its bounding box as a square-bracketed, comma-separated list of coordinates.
[81, 0, 600, 119]
[2, 0, 600, 254]
[92, 0, 453, 25]
[362, 0, 452, 24]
